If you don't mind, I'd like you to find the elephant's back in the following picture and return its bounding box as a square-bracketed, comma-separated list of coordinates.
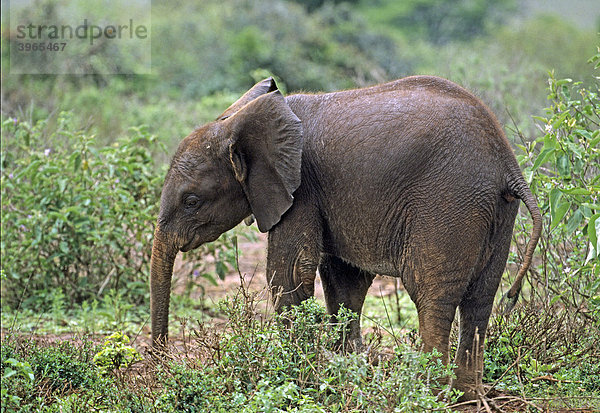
[287, 77, 515, 274]
[289, 77, 509, 184]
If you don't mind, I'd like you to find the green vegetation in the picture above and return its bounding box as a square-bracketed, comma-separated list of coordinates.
[1, 114, 248, 314]
[1, 295, 460, 412]
[1, 0, 599, 411]
[0, 337, 130, 412]
[1, 115, 162, 308]
[482, 51, 600, 410]
[93, 332, 142, 375]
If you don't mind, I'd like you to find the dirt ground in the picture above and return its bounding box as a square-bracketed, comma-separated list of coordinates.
[171, 232, 401, 304]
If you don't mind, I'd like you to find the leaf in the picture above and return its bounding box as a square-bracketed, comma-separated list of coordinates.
[16, 159, 41, 179]
[565, 209, 583, 235]
[549, 188, 563, 212]
[551, 111, 570, 130]
[58, 179, 68, 193]
[550, 201, 571, 230]
[543, 132, 557, 149]
[202, 272, 219, 286]
[531, 148, 555, 171]
[71, 152, 82, 171]
[559, 188, 591, 196]
[555, 78, 573, 86]
[2, 367, 17, 379]
[574, 129, 592, 140]
[581, 203, 600, 210]
[555, 153, 570, 178]
[216, 261, 228, 279]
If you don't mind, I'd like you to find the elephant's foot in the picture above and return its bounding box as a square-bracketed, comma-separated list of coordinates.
[455, 383, 479, 402]
[449, 388, 503, 413]
[452, 368, 482, 401]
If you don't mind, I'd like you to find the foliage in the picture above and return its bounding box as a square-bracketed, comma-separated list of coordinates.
[288, 0, 361, 13]
[0, 113, 252, 312]
[0, 293, 459, 412]
[93, 332, 142, 375]
[485, 303, 600, 388]
[481, 53, 600, 411]
[0, 337, 129, 412]
[2, 0, 594, 147]
[6, 0, 150, 75]
[1, 353, 35, 408]
[150, 0, 387, 96]
[496, 14, 598, 83]
[155, 293, 459, 412]
[1, 113, 163, 309]
[511, 64, 600, 318]
[357, 0, 515, 44]
[484, 303, 600, 410]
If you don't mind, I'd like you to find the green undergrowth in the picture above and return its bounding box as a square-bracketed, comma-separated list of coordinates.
[3, 287, 600, 412]
[0, 112, 254, 315]
[484, 303, 600, 411]
[1, 293, 461, 412]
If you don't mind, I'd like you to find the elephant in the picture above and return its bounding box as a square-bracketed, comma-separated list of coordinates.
[150, 76, 541, 400]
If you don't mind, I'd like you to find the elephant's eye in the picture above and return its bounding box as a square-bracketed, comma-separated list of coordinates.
[183, 195, 201, 209]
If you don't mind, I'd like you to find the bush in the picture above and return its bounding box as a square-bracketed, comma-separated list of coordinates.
[1, 112, 247, 312]
[150, 0, 387, 96]
[0, 337, 119, 412]
[93, 332, 142, 375]
[511, 56, 600, 318]
[356, 0, 515, 45]
[154, 293, 459, 412]
[1, 350, 35, 410]
[1, 113, 163, 309]
[482, 51, 600, 411]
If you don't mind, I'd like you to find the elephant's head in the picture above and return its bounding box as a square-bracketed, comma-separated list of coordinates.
[150, 78, 303, 345]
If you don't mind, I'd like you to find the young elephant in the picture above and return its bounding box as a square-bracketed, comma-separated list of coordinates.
[150, 76, 541, 400]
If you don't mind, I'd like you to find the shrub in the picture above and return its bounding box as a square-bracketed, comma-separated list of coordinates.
[1, 112, 248, 311]
[510, 56, 599, 318]
[1, 113, 163, 309]
[1, 351, 35, 410]
[154, 292, 459, 412]
[93, 332, 142, 375]
[1, 337, 111, 412]
[482, 50, 600, 411]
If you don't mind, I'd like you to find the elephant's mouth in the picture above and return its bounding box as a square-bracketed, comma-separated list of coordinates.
[180, 234, 203, 252]
[180, 229, 221, 252]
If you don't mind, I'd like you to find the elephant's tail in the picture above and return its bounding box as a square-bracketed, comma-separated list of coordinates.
[500, 172, 543, 314]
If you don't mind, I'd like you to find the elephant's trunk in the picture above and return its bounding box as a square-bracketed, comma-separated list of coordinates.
[150, 227, 178, 346]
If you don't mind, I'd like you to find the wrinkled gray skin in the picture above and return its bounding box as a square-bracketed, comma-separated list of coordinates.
[150, 76, 541, 400]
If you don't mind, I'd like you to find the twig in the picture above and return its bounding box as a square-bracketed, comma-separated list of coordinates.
[378, 286, 401, 347]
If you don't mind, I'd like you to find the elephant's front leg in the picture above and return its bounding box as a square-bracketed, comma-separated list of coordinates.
[266, 210, 322, 311]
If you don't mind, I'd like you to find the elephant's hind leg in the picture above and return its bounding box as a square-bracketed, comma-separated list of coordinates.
[454, 205, 518, 401]
[413, 273, 464, 366]
[319, 255, 375, 350]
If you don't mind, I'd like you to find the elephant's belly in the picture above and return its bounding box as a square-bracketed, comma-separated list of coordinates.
[354, 260, 400, 277]
[321, 241, 401, 277]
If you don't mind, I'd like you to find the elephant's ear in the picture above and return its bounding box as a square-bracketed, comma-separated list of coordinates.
[217, 77, 278, 120]
[225, 91, 303, 232]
